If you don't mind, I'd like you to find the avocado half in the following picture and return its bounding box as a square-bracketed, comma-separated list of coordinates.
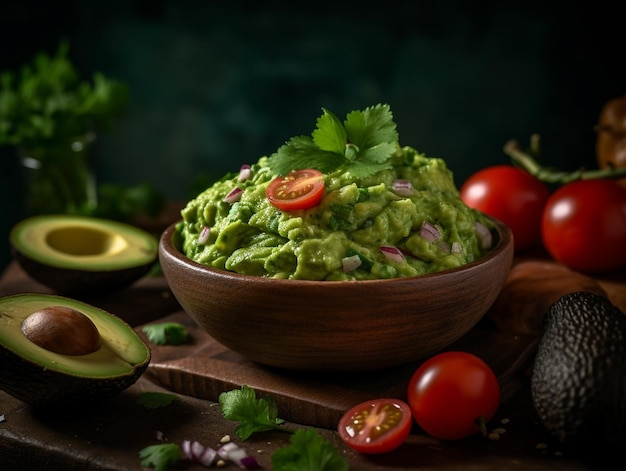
[0, 293, 151, 406]
[10, 214, 158, 296]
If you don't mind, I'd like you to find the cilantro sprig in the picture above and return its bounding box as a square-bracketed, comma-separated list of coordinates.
[219, 384, 287, 440]
[139, 443, 181, 471]
[272, 429, 349, 471]
[268, 103, 399, 178]
[142, 322, 189, 346]
[0, 40, 128, 150]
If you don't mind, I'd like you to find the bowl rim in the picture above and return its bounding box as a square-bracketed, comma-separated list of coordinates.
[159, 214, 513, 285]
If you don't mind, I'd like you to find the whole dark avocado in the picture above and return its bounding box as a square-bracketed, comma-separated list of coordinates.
[530, 291, 626, 461]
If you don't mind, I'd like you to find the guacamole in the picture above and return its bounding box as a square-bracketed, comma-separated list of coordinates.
[177, 144, 494, 281]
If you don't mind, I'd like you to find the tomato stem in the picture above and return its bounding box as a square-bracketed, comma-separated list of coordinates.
[504, 134, 626, 184]
[475, 416, 488, 437]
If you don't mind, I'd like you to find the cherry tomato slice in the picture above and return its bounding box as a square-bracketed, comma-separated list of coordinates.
[266, 168, 325, 211]
[338, 398, 412, 454]
[407, 351, 500, 441]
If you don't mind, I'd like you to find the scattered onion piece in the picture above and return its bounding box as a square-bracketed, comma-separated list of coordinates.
[475, 221, 493, 250]
[451, 241, 463, 254]
[342, 254, 362, 272]
[224, 187, 243, 203]
[217, 442, 260, 469]
[437, 240, 451, 254]
[181, 440, 219, 468]
[419, 221, 441, 242]
[392, 179, 414, 196]
[198, 226, 210, 245]
[379, 246, 405, 263]
[238, 164, 251, 182]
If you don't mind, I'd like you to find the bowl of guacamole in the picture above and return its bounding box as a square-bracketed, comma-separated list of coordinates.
[159, 104, 514, 371]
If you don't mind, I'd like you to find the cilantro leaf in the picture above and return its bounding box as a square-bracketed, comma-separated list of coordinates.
[267, 103, 399, 178]
[312, 108, 346, 154]
[271, 429, 349, 471]
[139, 443, 181, 471]
[271, 136, 345, 176]
[142, 322, 189, 346]
[219, 385, 287, 440]
[136, 392, 178, 409]
[344, 103, 397, 162]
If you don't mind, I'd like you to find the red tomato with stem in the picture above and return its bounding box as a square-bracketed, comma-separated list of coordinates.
[266, 168, 325, 211]
[338, 398, 413, 454]
[406, 351, 500, 441]
[541, 178, 626, 273]
[460, 165, 550, 251]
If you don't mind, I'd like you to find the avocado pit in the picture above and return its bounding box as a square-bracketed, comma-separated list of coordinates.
[21, 306, 101, 355]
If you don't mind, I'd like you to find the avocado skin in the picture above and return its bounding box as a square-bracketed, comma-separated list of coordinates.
[531, 291, 626, 459]
[12, 248, 156, 296]
[0, 345, 150, 407]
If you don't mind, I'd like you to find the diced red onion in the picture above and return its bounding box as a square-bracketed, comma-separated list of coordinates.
[197, 446, 217, 467]
[223, 187, 243, 203]
[154, 430, 164, 441]
[342, 254, 362, 272]
[451, 241, 462, 254]
[217, 442, 260, 469]
[181, 440, 193, 460]
[419, 220, 441, 242]
[380, 245, 405, 263]
[181, 439, 218, 467]
[198, 226, 210, 245]
[391, 179, 414, 196]
[475, 221, 493, 250]
[238, 164, 251, 182]
[436, 240, 451, 254]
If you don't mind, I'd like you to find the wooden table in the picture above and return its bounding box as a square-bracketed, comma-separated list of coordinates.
[0, 254, 621, 471]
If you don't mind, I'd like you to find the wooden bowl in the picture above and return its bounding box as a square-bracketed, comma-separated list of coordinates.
[159, 217, 513, 372]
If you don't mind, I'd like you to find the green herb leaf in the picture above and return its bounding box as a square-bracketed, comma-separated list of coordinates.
[219, 385, 287, 440]
[0, 40, 128, 149]
[271, 429, 349, 471]
[142, 322, 189, 346]
[268, 103, 398, 178]
[136, 392, 178, 409]
[138, 443, 181, 471]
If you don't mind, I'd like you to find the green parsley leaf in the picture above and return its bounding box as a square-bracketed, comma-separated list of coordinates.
[138, 443, 181, 471]
[268, 103, 398, 178]
[271, 429, 349, 471]
[142, 322, 189, 346]
[136, 392, 178, 409]
[219, 385, 287, 440]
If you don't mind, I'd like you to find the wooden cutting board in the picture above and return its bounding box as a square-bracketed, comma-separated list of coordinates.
[142, 252, 626, 430]
[142, 311, 539, 429]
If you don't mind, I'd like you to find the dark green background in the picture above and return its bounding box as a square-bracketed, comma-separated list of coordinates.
[1, 0, 625, 272]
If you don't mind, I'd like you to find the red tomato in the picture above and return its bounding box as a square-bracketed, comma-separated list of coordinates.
[266, 168, 325, 211]
[541, 178, 626, 273]
[406, 351, 500, 441]
[460, 165, 550, 251]
[338, 398, 412, 454]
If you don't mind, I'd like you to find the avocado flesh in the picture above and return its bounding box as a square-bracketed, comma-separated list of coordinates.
[531, 291, 626, 459]
[0, 294, 151, 405]
[10, 214, 158, 295]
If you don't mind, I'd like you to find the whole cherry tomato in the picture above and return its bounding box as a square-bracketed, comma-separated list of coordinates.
[338, 398, 413, 454]
[460, 165, 550, 251]
[541, 178, 626, 273]
[406, 351, 500, 441]
[266, 168, 325, 211]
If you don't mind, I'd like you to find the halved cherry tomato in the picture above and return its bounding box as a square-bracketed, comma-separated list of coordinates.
[266, 168, 325, 211]
[407, 351, 500, 441]
[338, 398, 412, 454]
